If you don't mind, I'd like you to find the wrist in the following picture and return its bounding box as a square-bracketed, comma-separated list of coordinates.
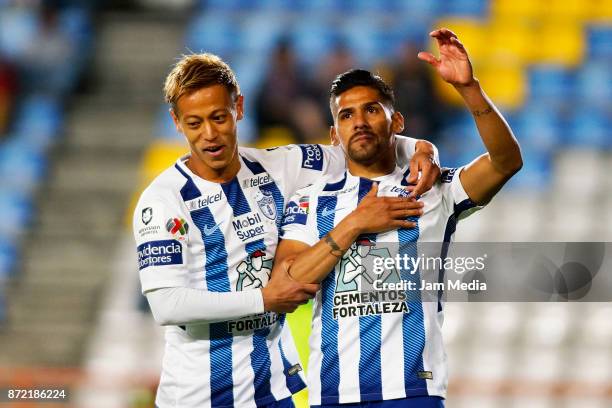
[453, 78, 480, 94]
[261, 287, 271, 312]
[341, 213, 364, 237]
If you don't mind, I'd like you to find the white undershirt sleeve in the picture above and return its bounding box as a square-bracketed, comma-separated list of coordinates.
[146, 286, 265, 326]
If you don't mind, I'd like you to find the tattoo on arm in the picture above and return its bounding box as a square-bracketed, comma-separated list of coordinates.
[324, 234, 344, 258]
[472, 106, 493, 117]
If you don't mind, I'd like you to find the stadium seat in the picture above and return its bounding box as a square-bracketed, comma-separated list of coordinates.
[0, 7, 38, 59]
[576, 60, 612, 107]
[184, 13, 242, 58]
[13, 95, 62, 151]
[527, 65, 576, 107]
[0, 189, 33, 239]
[290, 17, 341, 66]
[488, 19, 536, 64]
[534, 21, 585, 67]
[0, 139, 47, 194]
[444, 0, 489, 17]
[472, 62, 526, 110]
[491, 0, 545, 20]
[565, 107, 610, 149]
[586, 25, 612, 59]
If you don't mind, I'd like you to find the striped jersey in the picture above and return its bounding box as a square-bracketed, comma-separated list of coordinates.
[133, 144, 345, 408]
[280, 165, 481, 405]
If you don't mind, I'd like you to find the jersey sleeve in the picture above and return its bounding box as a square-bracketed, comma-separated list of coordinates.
[440, 167, 483, 221]
[133, 192, 189, 293]
[280, 188, 319, 247]
[245, 144, 345, 197]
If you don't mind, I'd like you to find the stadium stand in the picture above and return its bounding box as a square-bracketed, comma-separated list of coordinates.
[0, 0, 609, 407]
[0, 1, 93, 328]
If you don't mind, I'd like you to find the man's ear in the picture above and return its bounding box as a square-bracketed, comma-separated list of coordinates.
[391, 111, 405, 135]
[235, 94, 244, 120]
[170, 108, 182, 133]
[330, 126, 340, 146]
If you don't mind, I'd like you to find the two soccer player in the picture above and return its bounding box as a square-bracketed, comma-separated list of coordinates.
[133, 54, 438, 406]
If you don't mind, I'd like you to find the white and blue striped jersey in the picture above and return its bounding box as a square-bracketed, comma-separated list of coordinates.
[133, 144, 345, 408]
[280, 165, 481, 405]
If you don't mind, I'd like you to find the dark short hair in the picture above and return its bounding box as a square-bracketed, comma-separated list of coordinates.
[329, 69, 395, 110]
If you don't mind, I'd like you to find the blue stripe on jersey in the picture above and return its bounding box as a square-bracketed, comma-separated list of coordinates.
[174, 164, 201, 200]
[356, 178, 383, 400]
[323, 171, 347, 191]
[209, 323, 234, 407]
[277, 315, 308, 393]
[316, 195, 341, 404]
[398, 215, 427, 395]
[221, 177, 274, 404]
[438, 198, 478, 312]
[190, 206, 233, 407]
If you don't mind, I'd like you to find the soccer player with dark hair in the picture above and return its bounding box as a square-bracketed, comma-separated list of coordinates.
[276, 28, 522, 407]
[133, 53, 440, 407]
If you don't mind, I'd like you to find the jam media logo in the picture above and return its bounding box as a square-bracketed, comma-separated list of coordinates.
[141, 207, 153, 225]
[236, 249, 272, 291]
[166, 218, 189, 240]
[255, 189, 276, 221]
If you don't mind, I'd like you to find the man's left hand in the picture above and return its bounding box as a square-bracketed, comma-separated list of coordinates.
[417, 28, 476, 88]
[407, 140, 441, 197]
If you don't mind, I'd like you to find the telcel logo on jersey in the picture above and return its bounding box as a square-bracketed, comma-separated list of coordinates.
[299, 144, 323, 170]
[232, 212, 265, 241]
[187, 192, 222, 211]
[242, 173, 271, 188]
[137, 239, 183, 270]
[390, 186, 410, 198]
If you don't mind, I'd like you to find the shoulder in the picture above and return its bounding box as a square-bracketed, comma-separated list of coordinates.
[137, 162, 188, 208]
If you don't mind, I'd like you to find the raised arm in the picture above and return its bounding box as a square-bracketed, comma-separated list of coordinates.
[418, 28, 522, 204]
[275, 184, 423, 283]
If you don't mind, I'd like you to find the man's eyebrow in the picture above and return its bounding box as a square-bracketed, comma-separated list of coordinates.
[337, 107, 354, 117]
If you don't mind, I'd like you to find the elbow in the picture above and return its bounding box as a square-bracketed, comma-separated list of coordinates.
[505, 155, 523, 177]
[150, 306, 174, 326]
[496, 148, 523, 178]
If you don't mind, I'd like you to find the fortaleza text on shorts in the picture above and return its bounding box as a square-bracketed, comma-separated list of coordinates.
[372, 279, 487, 292]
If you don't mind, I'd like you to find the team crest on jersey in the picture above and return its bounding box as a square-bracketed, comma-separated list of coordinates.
[255, 190, 277, 221]
[142, 207, 153, 225]
[236, 249, 273, 291]
[166, 217, 189, 240]
[332, 238, 409, 319]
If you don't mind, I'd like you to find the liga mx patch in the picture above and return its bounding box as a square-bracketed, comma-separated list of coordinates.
[137, 239, 183, 270]
[299, 144, 323, 171]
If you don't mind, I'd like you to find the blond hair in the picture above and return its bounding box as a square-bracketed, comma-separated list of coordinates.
[164, 53, 240, 112]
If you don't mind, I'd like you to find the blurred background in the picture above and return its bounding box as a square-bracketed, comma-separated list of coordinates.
[0, 0, 610, 407]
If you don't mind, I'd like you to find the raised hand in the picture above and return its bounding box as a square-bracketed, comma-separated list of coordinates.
[417, 28, 475, 87]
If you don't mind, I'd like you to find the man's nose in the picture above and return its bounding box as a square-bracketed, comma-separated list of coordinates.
[200, 122, 217, 141]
